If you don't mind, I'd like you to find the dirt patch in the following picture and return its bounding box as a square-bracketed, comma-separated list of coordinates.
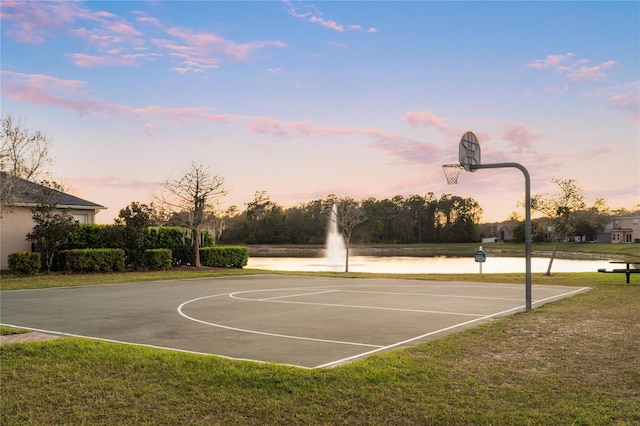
[0, 332, 60, 345]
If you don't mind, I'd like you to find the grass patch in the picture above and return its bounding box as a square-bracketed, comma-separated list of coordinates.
[0, 267, 262, 291]
[0, 326, 29, 336]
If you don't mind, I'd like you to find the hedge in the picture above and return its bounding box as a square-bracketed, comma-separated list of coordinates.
[142, 249, 172, 270]
[199, 246, 248, 268]
[8, 252, 41, 274]
[58, 249, 125, 272]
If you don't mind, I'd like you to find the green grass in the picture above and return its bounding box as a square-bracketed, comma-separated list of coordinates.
[2, 249, 640, 424]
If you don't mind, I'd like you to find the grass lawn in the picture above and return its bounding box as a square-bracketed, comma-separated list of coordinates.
[2, 265, 640, 423]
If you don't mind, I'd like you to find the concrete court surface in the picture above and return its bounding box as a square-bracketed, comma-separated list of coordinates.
[0, 274, 589, 368]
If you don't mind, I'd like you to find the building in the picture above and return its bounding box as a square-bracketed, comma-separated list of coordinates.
[479, 220, 519, 242]
[610, 215, 640, 243]
[0, 172, 105, 269]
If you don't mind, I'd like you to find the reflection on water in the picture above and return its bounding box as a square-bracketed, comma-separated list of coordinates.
[247, 256, 608, 274]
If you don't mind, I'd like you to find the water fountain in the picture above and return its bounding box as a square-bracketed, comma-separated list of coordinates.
[325, 204, 346, 269]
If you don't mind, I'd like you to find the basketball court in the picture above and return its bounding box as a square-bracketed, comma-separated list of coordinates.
[0, 275, 588, 368]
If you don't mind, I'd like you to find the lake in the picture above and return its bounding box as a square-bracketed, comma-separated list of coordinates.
[247, 256, 609, 274]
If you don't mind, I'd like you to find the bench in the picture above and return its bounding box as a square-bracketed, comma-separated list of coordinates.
[598, 261, 640, 284]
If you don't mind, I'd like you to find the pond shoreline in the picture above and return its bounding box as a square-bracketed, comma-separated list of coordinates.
[243, 243, 618, 260]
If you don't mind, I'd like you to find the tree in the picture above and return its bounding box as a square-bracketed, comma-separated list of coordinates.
[336, 197, 366, 272]
[245, 191, 276, 243]
[115, 202, 158, 269]
[531, 179, 586, 275]
[0, 115, 53, 212]
[26, 183, 79, 272]
[157, 163, 226, 267]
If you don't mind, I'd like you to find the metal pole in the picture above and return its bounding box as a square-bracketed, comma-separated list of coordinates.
[472, 163, 532, 311]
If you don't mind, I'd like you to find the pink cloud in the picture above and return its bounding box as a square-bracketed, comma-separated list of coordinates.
[500, 124, 541, 153]
[567, 60, 618, 82]
[1, 71, 237, 124]
[528, 53, 618, 83]
[245, 115, 438, 165]
[404, 110, 449, 129]
[283, 0, 376, 33]
[597, 81, 640, 121]
[153, 27, 286, 74]
[0, 0, 93, 43]
[370, 136, 439, 165]
[71, 53, 140, 68]
[527, 52, 575, 70]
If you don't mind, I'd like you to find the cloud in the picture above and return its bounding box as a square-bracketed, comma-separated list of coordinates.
[527, 52, 618, 82]
[369, 136, 439, 165]
[0, 71, 235, 122]
[71, 53, 142, 68]
[2, 2, 286, 73]
[404, 110, 449, 129]
[0, 0, 93, 43]
[500, 123, 542, 153]
[153, 26, 286, 74]
[527, 52, 575, 70]
[596, 81, 640, 121]
[566, 60, 618, 82]
[527, 53, 634, 120]
[245, 116, 438, 165]
[3, 69, 437, 167]
[283, 0, 377, 33]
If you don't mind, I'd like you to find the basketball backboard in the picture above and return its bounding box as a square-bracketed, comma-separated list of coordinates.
[459, 131, 481, 172]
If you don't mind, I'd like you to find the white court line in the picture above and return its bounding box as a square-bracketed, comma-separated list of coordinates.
[312, 288, 523, 302]
[229, 291, 485, 317]
[177, 293, 383, 349]
[315, 286, 591, 368]
[258, 289, 338, 301]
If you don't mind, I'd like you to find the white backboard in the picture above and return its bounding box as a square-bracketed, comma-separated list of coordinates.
[459, 131, 481, 172]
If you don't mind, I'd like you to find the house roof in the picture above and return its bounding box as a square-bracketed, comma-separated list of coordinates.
[0, 172, 105, 210]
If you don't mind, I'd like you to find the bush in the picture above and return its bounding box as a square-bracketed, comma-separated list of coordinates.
[200, 246, 249, 268]
[145, 227, 194, 266]
[142, 249, 172, 270]
[8, 252, 41, 274]
[58, 249, 125, 272]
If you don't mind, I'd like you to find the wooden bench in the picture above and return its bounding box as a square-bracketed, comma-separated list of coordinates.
[598, 261, 640, 284]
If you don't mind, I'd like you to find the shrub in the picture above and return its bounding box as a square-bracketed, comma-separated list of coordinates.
[199, 246, 249, 268]
[145, 227, 194, 266]
[58, 249, 125, 272]
[8, 252, 41, 274]
[142, 249, 172, 270]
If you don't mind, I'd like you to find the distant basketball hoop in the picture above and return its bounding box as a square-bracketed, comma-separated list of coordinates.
[442, 164, 464, 185]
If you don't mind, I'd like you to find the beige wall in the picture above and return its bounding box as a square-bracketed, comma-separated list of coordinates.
[1, 207, 99, 270]
[611, 216, 640, 244]
[1, 208, 34, 269]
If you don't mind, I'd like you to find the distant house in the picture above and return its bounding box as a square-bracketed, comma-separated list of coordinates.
[480, 220, 519, 242]
[0, 172, 105, 270]
[610, 215, 640, 243]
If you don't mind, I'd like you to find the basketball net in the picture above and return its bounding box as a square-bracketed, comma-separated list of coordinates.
[442, 164, 464, 185]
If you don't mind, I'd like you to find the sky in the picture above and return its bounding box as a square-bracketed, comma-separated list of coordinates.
[1, 0, 639, 224]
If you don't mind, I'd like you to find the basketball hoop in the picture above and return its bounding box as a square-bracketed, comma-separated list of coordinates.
[442, 164, 464, 185]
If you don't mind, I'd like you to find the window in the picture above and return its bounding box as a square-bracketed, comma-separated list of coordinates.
[634, 219, 638, 227]
[72, 214, 89, 224]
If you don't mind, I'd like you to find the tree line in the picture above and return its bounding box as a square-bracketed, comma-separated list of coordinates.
[213, 191, 483, 245]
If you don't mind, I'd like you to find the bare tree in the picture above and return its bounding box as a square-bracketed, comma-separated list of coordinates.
[336, 197, 366, 272]
[531, 178, 586, 275]
[1, 115, 54, 212]
[156, 162, 226, 267]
